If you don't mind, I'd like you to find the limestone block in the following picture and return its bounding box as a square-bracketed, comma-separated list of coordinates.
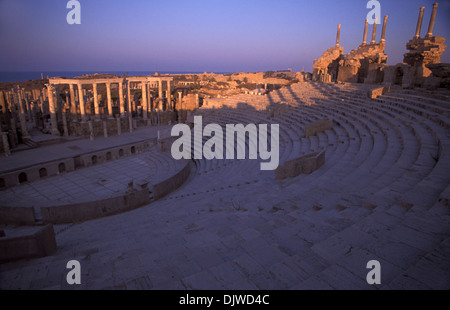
[275, 151, 325, 180]
[0, 224, 56, 262]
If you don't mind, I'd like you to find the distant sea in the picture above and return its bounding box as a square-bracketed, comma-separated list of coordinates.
[0, 71, 229, 83]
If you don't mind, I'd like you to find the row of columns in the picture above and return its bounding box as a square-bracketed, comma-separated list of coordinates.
[335, 15, 389, 49]
[47, 78, 173, 124]
[361, 15, 388, 46]
[415, 3, 439, 39]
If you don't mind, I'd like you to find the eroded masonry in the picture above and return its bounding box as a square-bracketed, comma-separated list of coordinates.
[313, 3, 448, 89]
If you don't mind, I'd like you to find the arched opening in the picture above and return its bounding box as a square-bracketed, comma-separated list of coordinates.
[131, 146, 136, 154]
[106, 152, 112, 161]
[58, 163, 66, 173]
[39, 168, 47, 178]
[92, 155, 98, 165]
[18, 172, 27, 184]
[394, 67, 404, 85]
[119, 149, 124, 157]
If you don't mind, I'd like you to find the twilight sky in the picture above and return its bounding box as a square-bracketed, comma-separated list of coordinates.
[0, 0, 449, 73]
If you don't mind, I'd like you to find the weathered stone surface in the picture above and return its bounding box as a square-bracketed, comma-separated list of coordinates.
[313, 46, 343, 82]
[0, 206, 36, 225]
[40, 186, 151, 224]
[368, 86, 390, 99]
[426, 63, 450, 78]
[404, 36, 447, 67]
[0, 224, 56, 262]
[337, 43, 387, 84]
[304, 119, 333, 137]
[275, 151, 325, 179]
[152, 162, 190, 199]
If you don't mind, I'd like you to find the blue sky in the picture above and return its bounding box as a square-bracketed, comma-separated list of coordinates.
[0, 0, 449, 72]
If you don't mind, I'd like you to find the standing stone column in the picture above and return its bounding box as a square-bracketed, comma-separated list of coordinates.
[126, 81, 133, 133]
[77, 83, 87, 122]
[149, 93, 153, 113]
[167, 80, 172, 111]
[370, 18, 378, 44]
[47, 84, 60, 135]
[426, 3, 439, 38]
[69, 84, 77, 116]
[362, 19, 368, 45]
[178, 92, 182, 111]
[335, 24, 341, 47]
[141, 81, 148, 120]
[23, 90, 32, 120]
[158, 79, 163, 111]
[380, 16, 388, 43]
[93, 83, 100, 119]
[415, 7, 425, 39]
[106, 82, 113, 119]
[42, 87, 47, 101]
[16, 89, 30, 138]
[119, 81, 125, 116]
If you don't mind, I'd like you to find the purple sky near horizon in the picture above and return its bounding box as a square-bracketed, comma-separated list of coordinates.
[0, 0, 449, 73]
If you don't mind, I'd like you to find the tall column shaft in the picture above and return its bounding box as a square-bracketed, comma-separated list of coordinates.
[77, 83, 86, 122]
[380, 15, 388, 43]
[158, 79, 163, 111]
[93, 83, 100, 118]
[25, 92, 32, 120]
[69, 84, 77, 116]
[178, 92, 182, 111]
[126, 81, 133, 133]
[415, 7, 425, 39]
[336, 24, 341, 47]
[47, 84, 60, 135]
[141, 81, 148, 120]
[362, 19, 368, 45]
[106, 83, 113, 118]
[17, 89, 29, 137]
[167, 80, 172, 110]
[42, 87, 47, 100]
[119, 82, 125, 116]
[147, 84, 151, 113]
[426, 3, 439, 38]
[371, 18, 378, 44]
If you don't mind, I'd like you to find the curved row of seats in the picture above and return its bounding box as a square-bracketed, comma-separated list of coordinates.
[172, 81, 449, 258]
[0, 150, 185, 208]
